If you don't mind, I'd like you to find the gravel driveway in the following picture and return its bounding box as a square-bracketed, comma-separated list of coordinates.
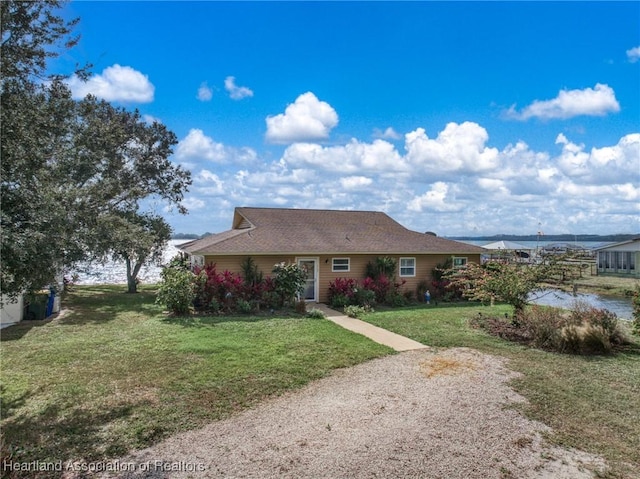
[98, 348, 605, 479]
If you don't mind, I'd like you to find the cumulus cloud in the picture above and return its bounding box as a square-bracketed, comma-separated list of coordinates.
[174, 118, 639, 237]
[627, 46, 640, 63]
[282, 139, 404, 174]
[265, 92, 339, 144]
[504, 83, 620, 120]
[180, 197, 206, 211]
[373, 127, 402, 140]
[407, 182, 462, 213]
[224, 76, 254, 100]
[66, 64, 154, 103]
[340, 176, 374, 190]
[197, 82, 213, 101]
[556, 132, 640, 184]
[404, 122, 500, 173]
[175, 129, 257, 165]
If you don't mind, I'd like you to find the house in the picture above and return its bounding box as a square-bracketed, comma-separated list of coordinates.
[593, 238, 640, 278]
[179, 207, 485, 303]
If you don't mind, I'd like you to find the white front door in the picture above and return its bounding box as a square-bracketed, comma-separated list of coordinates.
[297, 258, 318, 301]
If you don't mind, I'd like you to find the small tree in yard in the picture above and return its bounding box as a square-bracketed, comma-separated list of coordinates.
[272, 262, 307, 307]
[446, 261, 548, 317]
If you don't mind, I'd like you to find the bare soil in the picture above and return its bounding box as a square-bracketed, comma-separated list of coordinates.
[93, 348, 608, 479]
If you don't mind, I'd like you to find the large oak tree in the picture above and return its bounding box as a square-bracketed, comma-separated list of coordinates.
[1, 1, 192, 296]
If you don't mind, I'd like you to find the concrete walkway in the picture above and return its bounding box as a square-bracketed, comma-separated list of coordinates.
[312, 304, 428, 352]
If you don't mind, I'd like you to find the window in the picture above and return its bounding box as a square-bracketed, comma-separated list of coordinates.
[399, 257, 416, 277]
[190, 255, 204, 268]
[452, 257, 468, 268]
[332, 258, 350, 272]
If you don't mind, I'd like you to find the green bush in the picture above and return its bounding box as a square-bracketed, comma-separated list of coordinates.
[344, 305, 373, 318]
[156, 268, 195, 315]
[272, 262, 307, 307]
[306, 308, 326, 319]
[330, 293, 350, 308]
[236, 298, 252, 314]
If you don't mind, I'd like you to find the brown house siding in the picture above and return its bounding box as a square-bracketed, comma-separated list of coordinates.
[203, 253, 481, 303]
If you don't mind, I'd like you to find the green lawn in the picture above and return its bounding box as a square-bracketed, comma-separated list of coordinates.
[0, 286, 392, 474]
[364, 303, 640, 479]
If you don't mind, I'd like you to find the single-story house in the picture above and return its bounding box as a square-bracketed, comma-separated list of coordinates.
[593, 238, 640, 278]
[179, 207, 485, 303]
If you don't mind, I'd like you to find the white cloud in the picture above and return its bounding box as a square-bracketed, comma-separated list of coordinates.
[66, 64, 154, 103]
[282, 139, 404, 174]
[373, 127, 402, 140]
[197, 82, 213, 101]
[404, 122, 500, 173]
[265, 92, 339, 144]
[180, 197, 206, 211]
[504, 84, 620, 120]
[556, 133, 640, 184]
[224, 76, 253, 100]
[340, 176, 374, 190]
[627, 46, 640, 63]
[175, 129, 257, 165]
[171, 119, 639, 237]
[407, 182, 462, 212]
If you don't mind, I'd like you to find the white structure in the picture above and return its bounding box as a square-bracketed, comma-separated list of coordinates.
[594, 238, 640, 278]
[1, 294, 24, 329]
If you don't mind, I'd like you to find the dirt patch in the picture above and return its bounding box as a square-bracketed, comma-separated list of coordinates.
[94, 348, 607, 479]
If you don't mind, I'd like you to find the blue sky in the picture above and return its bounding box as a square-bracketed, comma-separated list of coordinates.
[58, 1, 639, 236]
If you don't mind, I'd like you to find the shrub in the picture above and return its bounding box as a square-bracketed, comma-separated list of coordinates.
[474, 303, 628, 355]
[632, 286, 640, 335]
[236, 298, 253, 314]
[272, 262, 307, 307]
[354, 287, 376, 307]
[570, 301, 629, 347]
[328, 278, 358, 306]
[330, 293, 350, 308]
[156, 268, 195, 315]
[306, 308, 326, 319]
[344, 305, 373, 318]
[295, 299, 307, 315]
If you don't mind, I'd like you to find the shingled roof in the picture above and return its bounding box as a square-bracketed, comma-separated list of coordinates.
[179, 207, 486, 255]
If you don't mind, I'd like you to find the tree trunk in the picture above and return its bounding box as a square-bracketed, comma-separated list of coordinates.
[125, 257, 143, 294]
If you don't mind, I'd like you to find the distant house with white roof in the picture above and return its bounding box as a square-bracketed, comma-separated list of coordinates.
[593, 238, 640, 278]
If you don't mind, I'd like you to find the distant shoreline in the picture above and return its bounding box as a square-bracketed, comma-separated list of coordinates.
[444, 234, 637, 243]
[172, 232, 639, 243]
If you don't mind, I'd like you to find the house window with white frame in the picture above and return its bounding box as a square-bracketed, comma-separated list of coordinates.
[399, 257, 416, 277]
[332, 258, 350, 272]
[452, 257, 467, 268]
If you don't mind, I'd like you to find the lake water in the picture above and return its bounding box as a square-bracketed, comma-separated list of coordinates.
[529, 289, 633, 321]
[71, 239, 190, 286]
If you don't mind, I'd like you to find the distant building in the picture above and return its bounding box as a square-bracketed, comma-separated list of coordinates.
[593, 238, 640, 278]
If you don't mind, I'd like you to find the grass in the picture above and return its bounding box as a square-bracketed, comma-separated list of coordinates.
[364, 303, 640, 478]
[0, 285, 392, 476]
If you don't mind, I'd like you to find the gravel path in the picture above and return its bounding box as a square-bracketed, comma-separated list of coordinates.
[97, 348, 606, 479]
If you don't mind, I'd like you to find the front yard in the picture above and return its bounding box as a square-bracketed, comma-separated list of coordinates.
[0, 286, 391, 476]
[2, 287, 639, 478]
[364, 304, 640, 478]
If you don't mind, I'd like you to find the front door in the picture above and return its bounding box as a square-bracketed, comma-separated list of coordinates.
[297, 258, 318, 301]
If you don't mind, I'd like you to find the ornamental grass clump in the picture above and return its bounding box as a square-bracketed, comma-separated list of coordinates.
[471, 302, 631, 356]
